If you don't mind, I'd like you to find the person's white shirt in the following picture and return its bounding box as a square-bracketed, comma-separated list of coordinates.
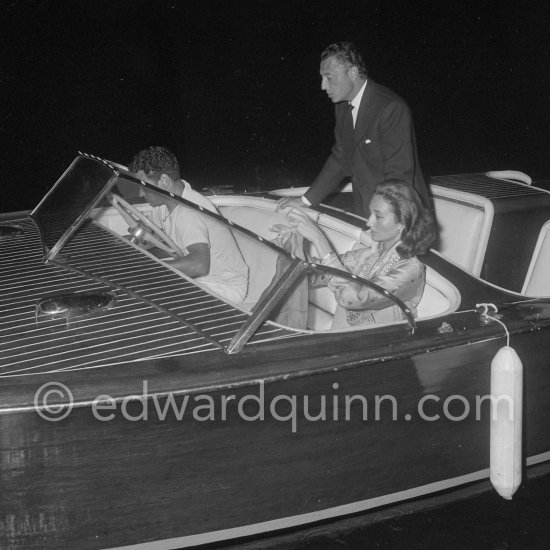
[151, 180, 249, 303]
[349, 80, 367, 127]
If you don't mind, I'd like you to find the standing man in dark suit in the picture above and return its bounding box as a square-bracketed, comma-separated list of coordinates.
[277, 41, 430, 217]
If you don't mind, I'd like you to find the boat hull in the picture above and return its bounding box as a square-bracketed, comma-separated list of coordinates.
[2, 327, 550, 549]
[2, 159, 550, 548]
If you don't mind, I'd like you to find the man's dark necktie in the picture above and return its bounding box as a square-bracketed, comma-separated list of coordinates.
[342, 103, 354, 177]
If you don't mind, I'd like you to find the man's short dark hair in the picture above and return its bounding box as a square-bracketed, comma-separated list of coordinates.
[321, 42, 368, 79]
[128, 146, 181, 181]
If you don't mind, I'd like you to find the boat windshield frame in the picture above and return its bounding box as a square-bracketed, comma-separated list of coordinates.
[30, 153, 120, 262]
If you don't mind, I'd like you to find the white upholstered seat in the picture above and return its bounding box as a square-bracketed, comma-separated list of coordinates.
[431, 185, 494, 276]
[522, 220, 550, 296]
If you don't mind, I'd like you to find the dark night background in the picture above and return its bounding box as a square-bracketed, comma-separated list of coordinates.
[2, 1, 550, 548]
[2, 0, 550, 214]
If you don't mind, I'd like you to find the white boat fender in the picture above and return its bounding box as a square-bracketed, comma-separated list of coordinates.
[477, 303, 523, 500]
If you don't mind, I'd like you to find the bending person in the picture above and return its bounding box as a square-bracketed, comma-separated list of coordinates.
[277, 41, 430, 216]
[128, 146, 249, 304]
[287, 181, 435, 328]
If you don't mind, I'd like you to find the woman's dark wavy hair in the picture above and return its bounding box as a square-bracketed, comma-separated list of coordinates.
[128, 146, 181, 182]
[373, 181, 436, 258]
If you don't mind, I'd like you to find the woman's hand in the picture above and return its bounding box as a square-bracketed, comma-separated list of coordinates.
[285, 208, 332, 258]
[275, 196, 304, 212]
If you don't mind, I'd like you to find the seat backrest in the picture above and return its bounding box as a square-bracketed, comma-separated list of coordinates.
[431, 184, 494, 276]
[220, 205, 288, 308]
[416, 265, 461, 319]
[231, 230, 279, 309]
[521, 220, 550, 296]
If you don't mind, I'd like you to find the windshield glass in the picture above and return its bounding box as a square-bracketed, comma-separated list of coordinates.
[31, 155, 118, 259]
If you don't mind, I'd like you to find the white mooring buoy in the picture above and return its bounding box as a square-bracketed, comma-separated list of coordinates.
[490, 345, 523, 499]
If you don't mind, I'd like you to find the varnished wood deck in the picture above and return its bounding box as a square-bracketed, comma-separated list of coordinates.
[0, 218, 295, 377]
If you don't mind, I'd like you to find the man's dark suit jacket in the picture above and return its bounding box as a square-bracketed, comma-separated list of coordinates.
[304, 80, 430, 216]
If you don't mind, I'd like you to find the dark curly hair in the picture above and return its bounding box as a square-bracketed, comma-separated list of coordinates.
[127, 146, 181, 182]
[373, 181, 436, 258]
[321, 42, 368, 79]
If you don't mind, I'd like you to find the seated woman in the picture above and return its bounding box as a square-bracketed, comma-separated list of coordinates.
[286, 181, 436, 328]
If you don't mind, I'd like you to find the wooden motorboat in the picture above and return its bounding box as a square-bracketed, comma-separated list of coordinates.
[1, 154, 549, 549]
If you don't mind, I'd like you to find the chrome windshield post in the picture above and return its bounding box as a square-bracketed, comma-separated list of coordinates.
[225, 258, 308, 354]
